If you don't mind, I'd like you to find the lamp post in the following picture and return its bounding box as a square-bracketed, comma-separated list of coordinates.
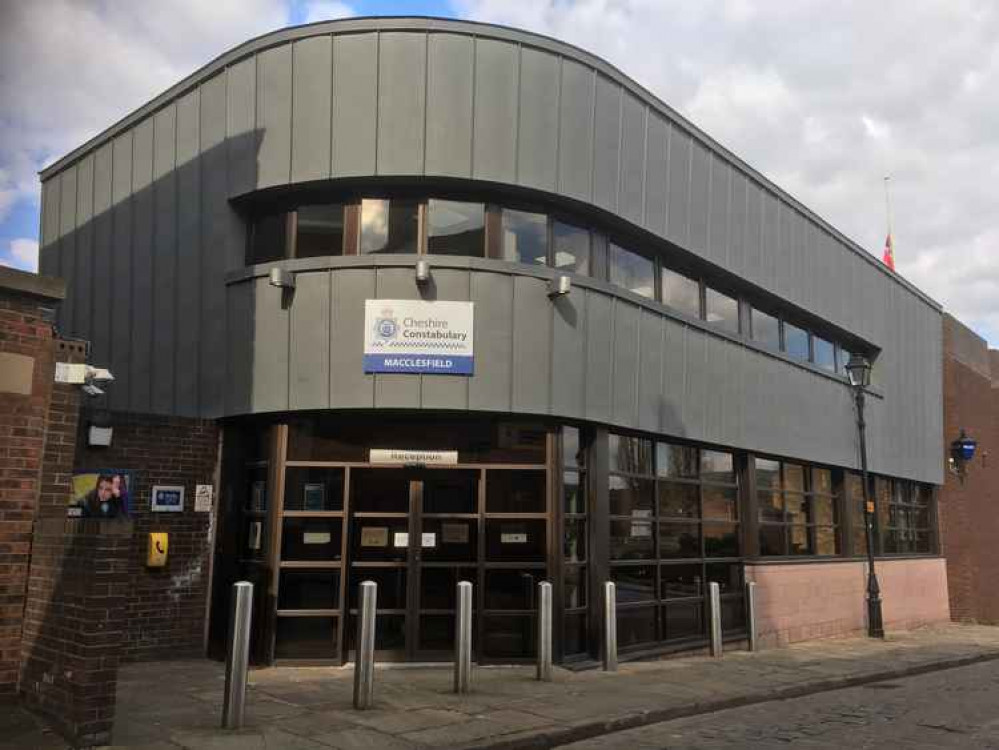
[845, 353, 884, 639]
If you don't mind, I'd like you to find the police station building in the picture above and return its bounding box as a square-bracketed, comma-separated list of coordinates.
[36, 17, 949, 666]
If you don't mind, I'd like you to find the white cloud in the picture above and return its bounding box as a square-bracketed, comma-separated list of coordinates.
[457, 0, 999, 344]
[301, 1, 355, 24]
[9, 238, 39, 271]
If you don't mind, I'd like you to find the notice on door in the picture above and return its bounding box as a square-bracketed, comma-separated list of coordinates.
[421, 533, 436, 548]
[303, 531, 331, 545]
[361, 527, 388, 547]
[441, 523, 468, 544]
[501, 533, 528, 544]
[394, 532, 409, 548]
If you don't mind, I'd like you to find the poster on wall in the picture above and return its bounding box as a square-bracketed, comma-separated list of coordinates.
[363, 299, 474, 375]
[69, 470, 133, 519]
[151, 485, 185, 513]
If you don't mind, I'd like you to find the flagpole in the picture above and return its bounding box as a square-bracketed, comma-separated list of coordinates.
[883, 175, 894, 239]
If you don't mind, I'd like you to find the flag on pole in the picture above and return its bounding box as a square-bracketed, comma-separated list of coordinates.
[882, 232, 895, 271]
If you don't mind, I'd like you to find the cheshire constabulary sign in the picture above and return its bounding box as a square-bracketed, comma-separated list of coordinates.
[363, 299, 474, 375]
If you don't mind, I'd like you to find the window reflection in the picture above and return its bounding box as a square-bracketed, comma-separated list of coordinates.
[248, 211, 289, 264]
[661, 268, 701, 317]
[784, 322, 810, 361]
[552, 221, 590, 274]
[501, 209, 547, 265]
[705, 287, 739, 333]
[296, 204, 344, 257]
[751, 308, 780, 350]
[813, 335, 835, 371]
[360, 198, 419, 254]
[427, 200, 484, 257]
[609, 243, 655, 299]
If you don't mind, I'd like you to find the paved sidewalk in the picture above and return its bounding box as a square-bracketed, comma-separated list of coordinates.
[9, 624, 999, 750]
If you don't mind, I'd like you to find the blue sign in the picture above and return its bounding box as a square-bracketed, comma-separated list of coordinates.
[364, 300, 475, 376]
[151, 485, 185, 513]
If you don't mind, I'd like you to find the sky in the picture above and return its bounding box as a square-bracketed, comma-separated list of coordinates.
[1, 0, 997, 345]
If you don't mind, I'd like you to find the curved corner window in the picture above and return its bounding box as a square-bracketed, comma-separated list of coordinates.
[552, 221, 590, 275]
[609, 243, 655, 299]
[360, 198, 419, 254]
[247, 211, 290, 265]
[296, 204, 345, 258]
[501, 209, 547, 265]
[427, 200, 485, 257]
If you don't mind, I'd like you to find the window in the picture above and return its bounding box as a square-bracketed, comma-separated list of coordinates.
[756, 458, 840, 556]
[296, 204, 344, 258]
[552, 221, 591, 275]
[427, 200, 485, 257]
[609, 243, 655, 299]
[837, 347, 852, 375]
[846, 472, 870, 555]
[501, 209, 547, 265]
[813, 335, 835, 372]
[882, 479, 933, 554]
[752, 308, 780, 351]
[784, 322, 810, 361]
[247, 211, 289, 264]
[704, 287, 739, 333]
[661, 268, 701, 318]
[360, 198, 419, 254]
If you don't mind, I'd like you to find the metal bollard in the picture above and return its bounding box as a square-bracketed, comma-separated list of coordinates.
[222, 581, 253, 729]
[353, 581, 377, 710]
[537, 581, 553, 681]
[708, 581, 723, 658]
[454, 581, 473, 693]
[745, 581, 758, 652]
[603, 581, 617, 672]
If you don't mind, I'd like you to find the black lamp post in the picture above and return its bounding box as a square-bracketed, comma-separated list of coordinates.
[845, 353, 884, 639]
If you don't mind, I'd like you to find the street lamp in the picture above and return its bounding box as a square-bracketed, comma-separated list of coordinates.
[845, 353, 885, 639]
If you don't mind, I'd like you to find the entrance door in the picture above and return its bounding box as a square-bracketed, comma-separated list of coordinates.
[347, 468, 480, 660]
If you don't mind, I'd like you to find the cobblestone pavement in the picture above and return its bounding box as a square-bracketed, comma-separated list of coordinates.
[561, 659, 999, 750]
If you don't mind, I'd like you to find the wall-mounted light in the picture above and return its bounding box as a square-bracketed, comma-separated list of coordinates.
[949, 428, 978, 482]
[268, 267, 296, 290]
[415, 259, 431, 284]
[548, 275, 572, 298]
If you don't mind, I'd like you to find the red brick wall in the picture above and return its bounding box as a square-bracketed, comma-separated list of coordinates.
[939, 315, 999, 622]
[75, 411, 219, 661]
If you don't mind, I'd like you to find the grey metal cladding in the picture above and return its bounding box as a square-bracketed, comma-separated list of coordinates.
[473, 37, 518, 184]
[592, 74, 622, 212]
[516, 46, 559, 192]
[291, 35, 333, 184]
[419, 267, 470, 410]
[558, 59, 595, 201]
[332, 33, 378, 177]
[377, 32, 426, 176]
[130, 117, 155, 412]
[152, 104, 177, 414]
[256, 43, 293, 190]
[426, 33, 474, 178]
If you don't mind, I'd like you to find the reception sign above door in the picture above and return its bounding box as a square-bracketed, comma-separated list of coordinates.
[363, 299, 474, 375]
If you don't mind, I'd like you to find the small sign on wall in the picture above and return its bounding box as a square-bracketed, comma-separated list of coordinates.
[151, 485, 185, 513]
[194, 484, 214, 513]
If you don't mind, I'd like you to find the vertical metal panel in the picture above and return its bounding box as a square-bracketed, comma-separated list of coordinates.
[550, 292, 586, 420]
[660, 318, 687, 437]
[372, 267, 422, 407]
[251, 276, 289, 412]
[175, 87, 201, 415]
[289, 271, 331, 410]
[256, 43, 293, 189]
[666, 127, 690, 246]
[637, 309, 662, 433]
[74, 154, 95, 342]
[618, 96, 645, 226]
[201, 72, 229, 416]
[557, 60, 594, 202]
[333, 33, 378, 177]
[516, 46, 559, 192]
[58, 166, 78, 334]
[707, 156, 730, 267]
[591, 75, 621, 212]
[377, 32, 426, 176]
[425, 33, 473, 178]
[468, 271, 513, 412]
[683, 326, 708, 439]
[776, 200, 795, 300]
[742, 179, 763, 287]
[291, 35, 333, 183]
[420, 268, 471, 410]
[584, 291, 613, 424]
[611, 300, 639, 426]
[226, 280, 253, 415]
[644, 114, 668, 236]
[701, 335, 727, 441]
[152, 104, 177, 414]
[91, 145, 113, 374]
[330, 268, 375, 408]
[511, 275, 552, 414]
[130, 118, 155, 412]
[226, 57, 257, 196]
[688, 142, 710, 254]
[110, 132, 133, 411]
[761, 191, 779, 289]
[472, 38, 517, 184]
[41, 177, 61, 250]
[727, 171, 747, 276]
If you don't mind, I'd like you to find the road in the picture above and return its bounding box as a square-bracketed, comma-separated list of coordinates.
[561, 659, 999, 749]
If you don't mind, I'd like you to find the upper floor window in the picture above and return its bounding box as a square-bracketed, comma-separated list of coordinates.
[296, 204, 344, 258]
[248, 210, 290, 264]
[360, 198, 419, 254]
[552, 220, 590, 275]
[501, 209, 547, 265]
[813, 335, 835, 372]
[784, 322, 810, 361]
[427, 200, 484, 257]
[704, 286, 739, 334]
[609, 243, 655, 299]
[661, 268, 701, 318]
[751, 307, 780, 351]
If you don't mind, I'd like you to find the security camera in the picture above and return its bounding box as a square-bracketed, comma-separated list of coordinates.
[85, 366, 114, 384]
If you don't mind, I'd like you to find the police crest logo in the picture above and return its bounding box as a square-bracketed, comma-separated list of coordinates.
[374, 308, 398, 341]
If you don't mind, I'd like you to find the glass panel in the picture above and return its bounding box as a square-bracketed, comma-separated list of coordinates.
[815, 526, 838, 555]
[784, 322, 810, 360]
[359, 198, 419, 254]
[751, 308, 780, 350]
[813, 468, 833, 494]
[661, 563, 703, 599]
[563, 427, 583, 469]
[914, 531, 931, 553]
[610, 519, 655, 560]
[609, 434, 654, 475]
[813, 335, 835, 371]
[485, 569, 542, 610]
[564, 471, 585, 515]
[346, 614, 406, 652]
[279, 570, 340, 610]
[591, 233, 608, 279]
[658, 481, 700, 519]
[483, 615, 536, 658]
[421, 519, 478, 562]
[564, 519, 586, 562]
[701, 450, 734, 483]
[852, 524, 868, 556]
[564, 565, 587, 608]
[759, 524, 785, 555]
[757, 490, 783, 523]
[755, 458, 780, 490]
[350, 518, 409, 562]
[784, 464, 805, 492]
[838, 347, 853, 374]
[501, 209, 547, 265]
[609, 243, 655, 299]
[284, 467, 345, 512]
[702, 486, 737, 521]
[706, 563, 743, 594]
[422, 470, 478, 514]
[704, 523, 740, 557]
[609, 475, 654, 516]
[484, 519, 546, 561]
[663, 601, 703, 640]
[348, 567, 407, 609]
[419, 614, 455, 651]
[426, 199, 485, 256]
[296, 204, 344, 257]
[785, 492, 809, 524]
[661, 268, 701, 317]
[789, 524, 812, 555]
[617, 606, 657, 649]
[351, 469, 409, 513]
[419, 566, 477, 610]
[552, 221, 590, 274]
[275, 617, 336, 659]
[812, 496, 835, 525]
[486, 470, 545, 513]
[282, 518, 343, 562]
[659, 522, 701, 559]
[704, 287, 739, 333]
[248, 211, 288, 264]
[564, 612, 588, 656]
[656, 443, 698, 479]
[611, 565, 656, 603]
[721, 596, 747, 633]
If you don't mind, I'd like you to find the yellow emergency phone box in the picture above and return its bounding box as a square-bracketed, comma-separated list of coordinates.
[147, 532, 168, 567]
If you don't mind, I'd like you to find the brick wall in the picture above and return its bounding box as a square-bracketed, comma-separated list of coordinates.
[75, 411, 219, 661]
[939, 314, 999, 622]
